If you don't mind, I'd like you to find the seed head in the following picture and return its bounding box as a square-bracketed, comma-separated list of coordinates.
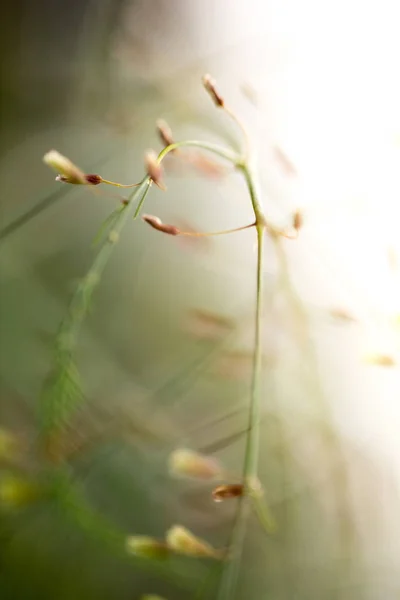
[165, 525, 222, 559]
[43, 150, 86, 184]
[293, 210, 303, 231]
[168, 448, 222, 480]
[142, 215, 180, 236]
[202, 74, 224, 108]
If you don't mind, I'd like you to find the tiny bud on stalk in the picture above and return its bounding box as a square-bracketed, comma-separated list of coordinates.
[142, 215, 180, 236]
[293, 210, 303, 231]
[202, 74, 225, 107]
[156, 119, 174, 148]
[166, 525, 222, 559]
[168, 448, 222, 480]
[212, 483, 244, 502]
[126, 535, 169, 559]
[145, 150, 166, 190]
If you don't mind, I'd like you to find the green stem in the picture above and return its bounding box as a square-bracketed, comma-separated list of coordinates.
[216, 214, 267, 600]
[39, 176, 151, 450]
[157, 140, 239, 164]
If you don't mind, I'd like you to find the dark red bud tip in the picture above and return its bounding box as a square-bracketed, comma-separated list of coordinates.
[85, 174, 102, 185]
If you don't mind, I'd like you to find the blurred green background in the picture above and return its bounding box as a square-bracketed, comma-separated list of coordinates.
[1, 1, 400, 598]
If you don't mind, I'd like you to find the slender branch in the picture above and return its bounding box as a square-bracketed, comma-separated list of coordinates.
[39, 176, 151, 456]
[179, 222, 255, 237]
[223, 105, 251, 160]
[157, 140, 239, 165]
[216, 223, 265, 600]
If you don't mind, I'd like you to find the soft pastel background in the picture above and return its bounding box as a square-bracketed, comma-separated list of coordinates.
[1, 1, 400, 598]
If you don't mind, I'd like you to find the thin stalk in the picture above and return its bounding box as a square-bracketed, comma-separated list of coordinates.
[215, 223, 265, 600]
[157, 140, 239, 165]
[39, 176, 151, 454]
[179, 222, 255, 237]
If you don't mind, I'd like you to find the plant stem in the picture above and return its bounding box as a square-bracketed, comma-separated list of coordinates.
[216, 164, 267, 598]
[39, 176, 151, 454]
[157, 141, 239, 165]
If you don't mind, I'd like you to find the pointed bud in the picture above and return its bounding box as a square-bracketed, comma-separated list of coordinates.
[212, 483, 244, 502]
[166, 525, 222, 559]
[43, 150, 86, 184]
[141, 596, 167, 600]
[156, 119, 174, 148]
[293, 210, 303, 232]
[0, 474, 43, 509]
[144, 150, 166, 190]
[142, 215, 180, 236]
[126, 535, 169, 559]
[202, 74, 224, 108]
[168, 448, 222, 480]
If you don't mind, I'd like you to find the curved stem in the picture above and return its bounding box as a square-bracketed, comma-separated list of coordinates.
[157, 140, 239, 165]
[179, 222, 255, 237]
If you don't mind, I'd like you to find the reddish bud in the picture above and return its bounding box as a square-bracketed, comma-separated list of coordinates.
[156, 119, 174, 148]
[293, 210, 303, 231]
[202, 74, 224, 108]
[144, 150, 166, 190]
[142, 215, 180, 236]
[212, 483, 244, 502]
[84, 173, 102, 185]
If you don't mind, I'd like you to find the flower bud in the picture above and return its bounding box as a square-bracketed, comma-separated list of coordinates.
[142, 215, 180, 236]
[293, 210, 303, 232]
[212, 483, 244, 502]
[156, 119, 174, 148]
[166, 525, 222, 559]
[43, 150, 86, 184]
[141, 596, 167, 600]
[202, 74, 224, 108]
[144, 150, 166, 190]
[126, 535, 169, 559]
[168, 448, 222, 480]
